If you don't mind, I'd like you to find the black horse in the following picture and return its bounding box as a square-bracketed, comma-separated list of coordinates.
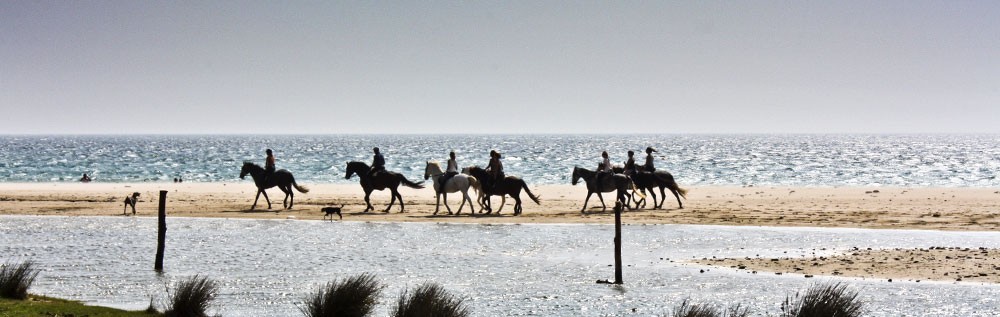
[571, 166, 634, 213]
[463, 166, 541, 216]
[613, 166, 688, 209]
[239, 162, 309, 210]
[345, 161, 425, 213]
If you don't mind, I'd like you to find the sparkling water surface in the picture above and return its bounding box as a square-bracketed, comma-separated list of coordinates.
[1, 134, 998, 187]
[3, 216, 1000, 316]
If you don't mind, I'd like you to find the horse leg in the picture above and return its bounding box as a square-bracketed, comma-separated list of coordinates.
[434, 193, 441, 215]
[252, 190, 262, 210]
[396, 189, 406, 213]
[443, 192, 453, 215]
[261, 190, 272, 209]
[364, 191, 374, 212]
[514, 195, 523, 215]
[596, 191, 607, 212]
[281, 186, 292, 209]
[458, 189, 471, 215]
[581, 192, 593, 213]
[384, 189, 398, 213]
[496, 195, 506, 214]
[669, 187, 683, 209]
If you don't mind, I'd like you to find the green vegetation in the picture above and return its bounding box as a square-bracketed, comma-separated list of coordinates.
[165, 275, 219, 317]
[0, 261, 38, 300]
[0, 295, 158, 317]
[391, 283, 470, 317]
[669, 299, 750, 317]
[781, 283, 865, 317]
[300, 273, 384, 317]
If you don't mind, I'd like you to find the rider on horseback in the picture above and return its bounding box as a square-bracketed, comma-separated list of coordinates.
[643, 147, 657, 172]
[596, 151, 612, 186]
[624, 150, 637, 176]
[264, 149, 276, 183]
[485, 150, 504, 190]
[438, 151, 459, 193]
[369, 147, 386, 177]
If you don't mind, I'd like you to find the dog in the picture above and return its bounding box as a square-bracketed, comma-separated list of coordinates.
[321, 205, 344, 221]
[123, 192, 140, 215]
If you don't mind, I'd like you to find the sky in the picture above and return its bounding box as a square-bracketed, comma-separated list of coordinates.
[2, 1, 998, 134]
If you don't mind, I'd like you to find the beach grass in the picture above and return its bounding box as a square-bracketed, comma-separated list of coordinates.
[164, 275, 219, 317]
[391, 283, 470, 317]
[0, 295, 159, 316]
[668, 299, 751, 317]
[300, 273, 384, 317]
[0, 260, 39, 300]
[781, 283, 864, 317]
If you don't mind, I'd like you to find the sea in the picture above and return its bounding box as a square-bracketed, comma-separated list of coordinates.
[0, 134, 998, 187]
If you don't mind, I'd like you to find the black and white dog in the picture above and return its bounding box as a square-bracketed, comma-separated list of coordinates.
[123, 192, 140, 215]
[321, 205, 344, 221]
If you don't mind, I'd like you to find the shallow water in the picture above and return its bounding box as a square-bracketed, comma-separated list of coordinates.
[2, 215, 1000, 316]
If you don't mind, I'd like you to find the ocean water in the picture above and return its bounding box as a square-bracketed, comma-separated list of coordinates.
[3, 216, 1000, 316]
[0, 134, 998, 187]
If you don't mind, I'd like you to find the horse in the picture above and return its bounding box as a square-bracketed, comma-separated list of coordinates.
[571, 166, 634, 213]
[345, 161, 425, 213]
[463, 166, 540, 215]
[613, 166, 688, 209]
[462, 167, 494, 213]
[424, 161, 477, 215]
[239, 162, 310, 210]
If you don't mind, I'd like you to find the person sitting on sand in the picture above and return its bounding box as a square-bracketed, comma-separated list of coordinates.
[643, 147, 657, 172]
[80, 173, 91, 183]
[438, 151, 459, 193]
[264, 149, 276, 183]
[369, 147, 386, 177]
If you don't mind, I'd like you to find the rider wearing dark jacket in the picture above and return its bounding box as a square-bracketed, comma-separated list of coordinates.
[264, 149, 276, 182]
[643, 147, 656, 172]
[485, 150, 504, 189]
[370, 147, 386, 176]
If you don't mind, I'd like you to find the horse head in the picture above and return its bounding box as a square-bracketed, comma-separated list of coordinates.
[240, 161, 255, 179]
[345, 161, 369, 179]
[424, 161, 442, 180]
[571, 166, 581, 185]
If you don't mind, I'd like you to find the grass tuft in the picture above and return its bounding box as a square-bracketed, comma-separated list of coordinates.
[392, 283, 470, 317]
[781, 282, 864, 317]
[165, 275, 219, 317]
[0, 260, 39, 300]
[300, 273, 384, 317]
[669, 299, 751, 317]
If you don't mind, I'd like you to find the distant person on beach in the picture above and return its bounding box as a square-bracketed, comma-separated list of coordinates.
[370, 147, 385, 176]
[643, 147, 657, 172]
[439, 151, 459, 192]
[624, 150, 637, 176]
[264, 149, 276, 182]
[80, 173, 91, 182]
[596, 151, 612, 184]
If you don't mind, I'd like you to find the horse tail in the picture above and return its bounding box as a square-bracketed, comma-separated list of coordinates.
[468, 176, 481, 196]
[291, 176, 310, 193]
[655, 172, 686, 199]
[520, 179, 541, 205]
[401, 176, 426, 189]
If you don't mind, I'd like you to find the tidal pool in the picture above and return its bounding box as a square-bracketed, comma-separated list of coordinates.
[2, 215, 999, 316]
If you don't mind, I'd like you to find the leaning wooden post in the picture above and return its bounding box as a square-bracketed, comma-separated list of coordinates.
[614, 206, 623, 284]
[155, 190, 167, 272]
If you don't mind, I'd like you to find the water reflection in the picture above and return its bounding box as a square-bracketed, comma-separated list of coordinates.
[2, 216, 1000, 316]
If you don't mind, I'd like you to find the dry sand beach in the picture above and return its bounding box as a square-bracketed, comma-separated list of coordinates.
[2, 182, 1000, 283]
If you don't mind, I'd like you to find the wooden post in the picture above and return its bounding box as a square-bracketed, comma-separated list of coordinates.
[155, 190, 167, 272]
[614, 206, 623, 284]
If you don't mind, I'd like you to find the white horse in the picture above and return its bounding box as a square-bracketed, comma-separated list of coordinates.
[424, 161, 477, 215]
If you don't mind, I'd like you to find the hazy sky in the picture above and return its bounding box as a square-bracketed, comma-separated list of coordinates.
[2, 1, 998, 134]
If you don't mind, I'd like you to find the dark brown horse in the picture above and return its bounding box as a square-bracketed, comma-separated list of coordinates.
[614, 166, 687, 209]
[571, 166, 634, 213]
[240, 162, 309, 210]
[345, 161, 425, 213]
[463, 166, 540, 215]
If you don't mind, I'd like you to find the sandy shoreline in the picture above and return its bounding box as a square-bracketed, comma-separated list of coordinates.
[0, 182, 997, 229]
[3, 182, 999, 284]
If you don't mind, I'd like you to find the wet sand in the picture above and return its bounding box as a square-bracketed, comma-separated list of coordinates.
[2, 182, 999, 283]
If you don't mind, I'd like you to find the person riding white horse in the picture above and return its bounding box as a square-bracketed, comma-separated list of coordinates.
[424, 161, 476, 215]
